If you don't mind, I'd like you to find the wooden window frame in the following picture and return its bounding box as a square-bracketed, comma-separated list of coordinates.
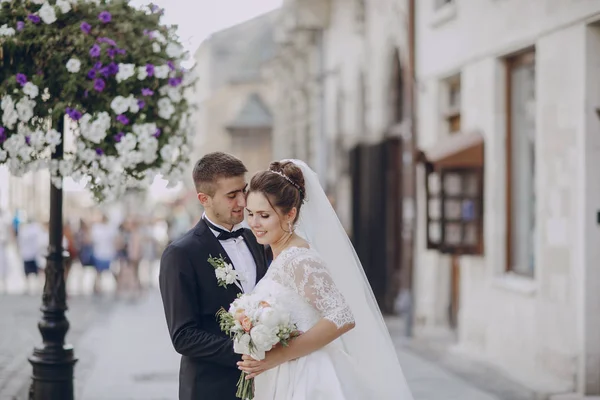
[505, 48, 535, 275]
[425, 164, 484, 255]
[443, 75, 461, 135]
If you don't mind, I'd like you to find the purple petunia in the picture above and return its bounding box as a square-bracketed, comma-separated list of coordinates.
[27, 15, 40, 24]
[16, 21, 24, 31]
[100, 66, 111, 77]
[95, 148, 104, 155]
[116, 48, 126, 56]
[15, 73, 27, 87]
[89, 44, 101, 58]
[153, 128, 161, 138]
[93, 62, 103, 70]
[137, 99, 146, 109]
[141, 88, 154, 96]
[66, 107, 82, 121]
[0, 127, 5, 142]
[25, 136, 31, 146]
[168, 77, 182, 87]
[107, 63, 119, 76]
[107, 48, 117, 59]
[114, 132, 125, 142]
[116, 114, 129, 125]
[93, 78, 106, 92]
[80, 21, 91, 34]
[143, 29, 154, 39]
[98, 11, 111, 24]
[87, 69, 97, 80]
[97, 37, 117, 47]
[145, 64, 154, 77]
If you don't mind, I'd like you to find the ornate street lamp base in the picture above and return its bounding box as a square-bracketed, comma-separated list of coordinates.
[28, 346, 77, 400]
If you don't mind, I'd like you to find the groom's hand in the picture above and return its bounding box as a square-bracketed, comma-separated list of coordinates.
[237, 350, 286, 379]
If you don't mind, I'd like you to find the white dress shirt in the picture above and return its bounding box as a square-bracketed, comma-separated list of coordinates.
[204, 214, 257, 293]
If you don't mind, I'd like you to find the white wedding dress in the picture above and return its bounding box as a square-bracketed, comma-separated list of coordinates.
[252, 246, 370, 400]
[250, 159, 413, 400]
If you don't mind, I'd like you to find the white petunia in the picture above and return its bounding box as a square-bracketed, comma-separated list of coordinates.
[66, 58, 81, 73]
[56, 0, 71, 13]
[2, 106, 18, 129]
[154, 65, 169, 79]
[115, 63, 135, 83]
[152, 42, 161, 53]
[16, 97, 35, 122]
[41, 88, 51, 102]
[45, 129, 61, 146]
[110, 96, 129, 115]
[32, 0, 45, 4]
[153, 30, 167, 44]
[137, 66, 148, 80]
[23, 82, 39, 99]
[39, 2, 57, 25]
[157, 97, 175, 119]
[165, 43, 184, 58]
[0, 24, 15, 37]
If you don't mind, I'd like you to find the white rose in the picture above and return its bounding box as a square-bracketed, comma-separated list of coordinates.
[66, 58, 81, 73]
[249, 325, 279, 360]
[56, 0, 71, 13]
[39, 2, 57, 24]
[259, 307, 289, 329]
[23, 82, 39, 99]
[233, 334, 251, 355]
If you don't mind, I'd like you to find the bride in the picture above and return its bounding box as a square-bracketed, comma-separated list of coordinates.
[238, 160, 413, 400]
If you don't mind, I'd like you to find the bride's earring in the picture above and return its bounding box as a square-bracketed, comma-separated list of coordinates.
[288, 221, 294, 233]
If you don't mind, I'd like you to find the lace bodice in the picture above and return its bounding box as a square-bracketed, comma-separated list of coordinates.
[252, 247, 355, 331]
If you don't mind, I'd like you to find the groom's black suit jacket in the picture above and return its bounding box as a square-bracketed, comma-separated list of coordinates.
[159, 218, 269, 400]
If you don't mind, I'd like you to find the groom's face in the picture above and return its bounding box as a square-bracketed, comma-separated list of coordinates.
[205, 175, 248, 229]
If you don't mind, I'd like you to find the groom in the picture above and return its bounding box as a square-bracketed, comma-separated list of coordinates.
[159, 152, 269, 400]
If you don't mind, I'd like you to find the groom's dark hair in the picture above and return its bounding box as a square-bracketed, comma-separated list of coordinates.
[193, 152, 247, 196]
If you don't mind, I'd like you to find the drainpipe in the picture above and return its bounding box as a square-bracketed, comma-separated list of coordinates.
[405, 0, 417, 338]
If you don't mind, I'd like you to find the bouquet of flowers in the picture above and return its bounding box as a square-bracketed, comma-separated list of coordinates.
[217, 293, 301, 400]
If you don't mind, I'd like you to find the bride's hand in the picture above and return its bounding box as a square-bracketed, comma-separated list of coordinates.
[237, 347, 287, 379]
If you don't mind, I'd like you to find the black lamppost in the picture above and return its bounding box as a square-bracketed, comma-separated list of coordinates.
[28, 118, 77, 400]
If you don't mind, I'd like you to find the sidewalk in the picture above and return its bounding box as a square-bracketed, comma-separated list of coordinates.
[74, 289, 516, 400]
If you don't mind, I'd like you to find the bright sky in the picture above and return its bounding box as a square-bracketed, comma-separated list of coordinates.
[130, 0, 283, 56]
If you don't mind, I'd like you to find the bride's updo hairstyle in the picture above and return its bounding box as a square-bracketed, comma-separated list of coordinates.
[249, 161, 306, 223]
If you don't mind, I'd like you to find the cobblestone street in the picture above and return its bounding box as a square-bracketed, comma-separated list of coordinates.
[0, 243, 536, 400]
[1, 288, 536, 400]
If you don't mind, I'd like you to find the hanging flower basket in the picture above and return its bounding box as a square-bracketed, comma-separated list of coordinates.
[0, 0, 196, 202]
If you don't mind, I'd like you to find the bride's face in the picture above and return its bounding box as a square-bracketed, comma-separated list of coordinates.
[246, 192, 287, 245]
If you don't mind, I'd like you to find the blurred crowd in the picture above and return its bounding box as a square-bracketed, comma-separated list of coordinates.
[0, 201, 196, 298]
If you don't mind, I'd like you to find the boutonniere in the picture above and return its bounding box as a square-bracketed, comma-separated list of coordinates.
[208, 254, 243, 291]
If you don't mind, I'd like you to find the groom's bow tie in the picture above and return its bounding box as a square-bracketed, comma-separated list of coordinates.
[205, 219, 244, 241]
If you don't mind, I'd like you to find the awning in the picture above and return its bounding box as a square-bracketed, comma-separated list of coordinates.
[421, 131, 484, 169]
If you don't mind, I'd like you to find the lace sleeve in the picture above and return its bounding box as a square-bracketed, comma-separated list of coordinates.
[289, 254, 355, 329]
